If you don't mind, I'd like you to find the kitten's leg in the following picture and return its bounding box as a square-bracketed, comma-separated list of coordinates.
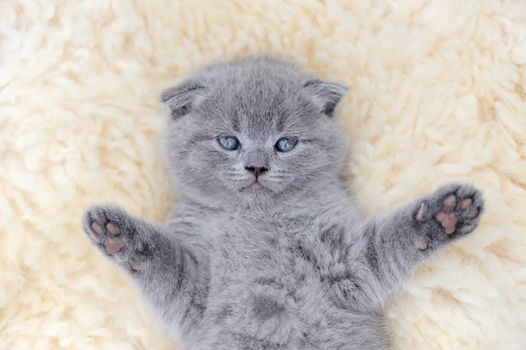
[82, 205, 209, 331]
[364, 183, 484, 298]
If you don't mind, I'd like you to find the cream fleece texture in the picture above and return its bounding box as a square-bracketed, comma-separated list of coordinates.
[1, 0, 525, 349]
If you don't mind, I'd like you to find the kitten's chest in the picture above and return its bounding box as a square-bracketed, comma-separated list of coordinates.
[206, 213, 359, 346]
[213, 211, 351, 267]
[215, 213, 316, 269]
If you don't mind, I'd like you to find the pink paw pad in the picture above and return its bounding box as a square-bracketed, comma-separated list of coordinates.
[415, 185, 483, 240]
[91, 222, 103, 235]
[107, 222, 120, 236]
[443, 194, 456, 208]
[461, 198, 472, 209]
[435, 211, 458, 235]
[105, 239, 126, 254]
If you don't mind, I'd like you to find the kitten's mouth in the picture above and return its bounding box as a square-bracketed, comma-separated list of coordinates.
[240, 180, 266, 192]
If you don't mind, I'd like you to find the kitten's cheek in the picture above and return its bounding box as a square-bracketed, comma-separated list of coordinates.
[226, 179, 245, 193]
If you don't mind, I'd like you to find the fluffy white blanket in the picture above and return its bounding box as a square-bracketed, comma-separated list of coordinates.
[1, 1, 525, 349]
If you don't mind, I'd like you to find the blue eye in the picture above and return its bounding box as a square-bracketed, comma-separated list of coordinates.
[217, 136, 240, 150]
[275, 137, 297, 152]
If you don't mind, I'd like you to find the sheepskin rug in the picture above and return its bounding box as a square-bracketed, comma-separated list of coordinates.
[1, 0, 526, 349]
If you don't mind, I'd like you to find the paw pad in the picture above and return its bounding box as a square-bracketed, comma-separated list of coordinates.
[433, 190, 481, 235]
[435, 211, 457, 235]
[91, 222, 103, 235]
[83, 206, 151, 273]
[89, 220, 126, 255]
[107, 222, 120, 236]
[461, 198, 472, 209]
[443, 194, 456, 208]
[104, 239, 126, 254]
[415, 184, 483, 239]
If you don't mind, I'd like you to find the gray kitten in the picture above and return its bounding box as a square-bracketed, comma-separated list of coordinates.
[82, 57, 484, 349]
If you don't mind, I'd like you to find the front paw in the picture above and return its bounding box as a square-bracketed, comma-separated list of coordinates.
[82, 206, 150, 271]
[414, 184, 484, 246]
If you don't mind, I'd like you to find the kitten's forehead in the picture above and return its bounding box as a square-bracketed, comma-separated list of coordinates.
[202, 69, 316, 136]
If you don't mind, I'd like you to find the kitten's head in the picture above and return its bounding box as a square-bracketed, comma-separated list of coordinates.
[161, 57, 348, 208]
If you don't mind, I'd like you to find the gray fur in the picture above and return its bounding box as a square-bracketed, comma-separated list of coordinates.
[82, 57, 484, 349]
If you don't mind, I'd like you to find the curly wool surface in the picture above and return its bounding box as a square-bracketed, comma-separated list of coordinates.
[1, 1, 526, 349]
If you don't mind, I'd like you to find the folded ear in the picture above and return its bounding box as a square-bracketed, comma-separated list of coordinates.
[161, 80, 206, 119]
[303, 79, 348, 117]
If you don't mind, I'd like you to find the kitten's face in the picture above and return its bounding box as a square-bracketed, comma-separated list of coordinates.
[163, 58, 347, 208]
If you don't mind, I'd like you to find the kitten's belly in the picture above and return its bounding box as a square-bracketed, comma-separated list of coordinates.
[200, 228, 387, 349]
